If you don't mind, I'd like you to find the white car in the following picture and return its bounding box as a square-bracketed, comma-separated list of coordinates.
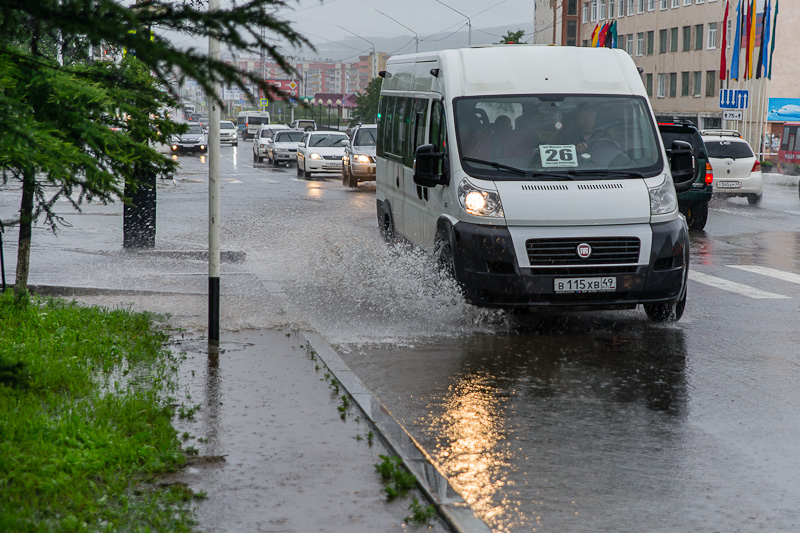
[296, 131, 349, 177]
[701, 130, 763, 205]
[253, 124, 290, 163]
[219, 120, 239, 146]
[342, 123, 377, 187]
[267, 129, 304, 166]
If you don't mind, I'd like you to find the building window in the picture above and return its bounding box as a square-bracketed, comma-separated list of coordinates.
[609, 0, 615, 18]
[672, 0, 679, 6]
[661, 0, 669, 8]
[706, 70, 716, 96]
[648, 0, 656, 11]
[591, 0, 598, 21]
[638, 0, 645, 13]
[693, 71, 702, 96]
[568, 0, 579, 15]
[567, 20, 577, 46]
[658, 73, 666, 98]
[646, 73, 653, 96]
[626, 34, 634, 54]
[659, 29, 668, 53]
[681, 71, 690, 96]
[600, 0, 606, 19]
[669, 73, 677, 97]
[627, 0, 635, 15]
[670, 27, 678, 52]
[583, 2, 590, 23]
[694, 24, 704, 50]
[618, 0, 625, 16]
[696, 0, 704, 3]
[647, 31, 654, 55]
[682, 26, 691, 51]
[707, 22, 717, 49]
[684, 0, 691, 5]
[636, 32, 644, 56]
[727, 19, 732, 47]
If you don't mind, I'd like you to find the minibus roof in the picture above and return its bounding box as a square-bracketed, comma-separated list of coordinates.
[384, 45, 645, 98]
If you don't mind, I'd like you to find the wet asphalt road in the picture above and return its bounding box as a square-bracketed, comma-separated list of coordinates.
[156, 142, 800, 532]
[6, 135, 800, 531]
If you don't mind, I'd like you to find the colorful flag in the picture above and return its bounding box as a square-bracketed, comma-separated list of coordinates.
[605, 20, 617, 49]
[730, 0, 742, 81]
[720, 0, 730, 80]
[768, 0, 778, 79]
[756, 0, 770, 78]
[744, 0, 752, 79]
[599, 23, 610, 47]
[591, 24, 600, 47]
[747, 0, 757, 79]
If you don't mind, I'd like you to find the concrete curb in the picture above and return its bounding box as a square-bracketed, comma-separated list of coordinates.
[301, 330, 491, 533]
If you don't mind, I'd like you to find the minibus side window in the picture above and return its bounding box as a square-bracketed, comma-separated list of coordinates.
[406, 98, 428, 168]
[377, 95, 389, 158]
[430, 100, 448, 178]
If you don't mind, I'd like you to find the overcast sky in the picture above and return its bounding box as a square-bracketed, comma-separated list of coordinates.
[276, 0, 536, 51]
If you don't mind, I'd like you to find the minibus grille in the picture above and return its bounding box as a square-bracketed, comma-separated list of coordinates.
[323, 155, 341, 160]
[526, 237, 640, 265]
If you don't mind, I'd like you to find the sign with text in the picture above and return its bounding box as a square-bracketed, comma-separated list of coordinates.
[719, 89, 749, 109]
[723, 110, 743, 121]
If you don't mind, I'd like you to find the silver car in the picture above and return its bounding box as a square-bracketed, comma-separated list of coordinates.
[342, 124, 377, 187]
[253, 124, 290, 163]
[219, 120, 239, 146]
[701, 130, 764, 205]
[267, 129, 304, 166]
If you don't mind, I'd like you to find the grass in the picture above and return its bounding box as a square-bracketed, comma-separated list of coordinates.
[0, 291, 195, 531]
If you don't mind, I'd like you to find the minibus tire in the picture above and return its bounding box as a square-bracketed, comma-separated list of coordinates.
[643, 268, 687, 322]
[379, 211, 395, 244]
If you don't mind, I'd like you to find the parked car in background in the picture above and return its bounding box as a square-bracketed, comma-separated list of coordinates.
[701, 130, 763, 205]
[296, 130, 349, 177]
[342, 123, 377, 187]
[658, 121, 714, 230]
[290, 119, 317, 131]
[252, 124, 290, 163]
[267, 129, 304, 166]
[219, 120, 238, 146]
[169, 124, 207, 154]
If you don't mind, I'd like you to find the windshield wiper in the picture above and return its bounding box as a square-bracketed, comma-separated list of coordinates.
[463, 157, 528, 176]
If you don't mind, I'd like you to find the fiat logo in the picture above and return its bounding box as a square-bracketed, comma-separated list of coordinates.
[577, 243, 592, 259]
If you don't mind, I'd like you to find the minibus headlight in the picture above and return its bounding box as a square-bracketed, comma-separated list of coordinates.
[458, 179, 504, 218]
[309, 153, 322, 160]
[648, 174, 678, 215]
[356, 155, 371, 163]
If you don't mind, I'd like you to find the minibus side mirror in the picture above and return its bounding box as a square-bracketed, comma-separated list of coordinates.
[667, 140, 695, 194]
[413, 144, 446, 187]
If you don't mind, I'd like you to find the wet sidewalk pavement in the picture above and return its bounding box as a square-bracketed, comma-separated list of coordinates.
[0, 196, 487, 532]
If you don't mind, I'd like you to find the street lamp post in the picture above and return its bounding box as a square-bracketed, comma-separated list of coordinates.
[338, 25, 376, 78]
[336, 99, 342, 130]
[326, 99, 333, 130]
[433, 0, 471, 46]
[376, 10, 419, 53]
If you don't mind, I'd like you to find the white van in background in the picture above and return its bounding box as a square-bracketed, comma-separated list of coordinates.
[375, 45, 695, 321]
[237, 111, 271, 139]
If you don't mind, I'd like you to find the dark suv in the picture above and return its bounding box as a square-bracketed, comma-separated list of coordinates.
[658, 121, 714, 230]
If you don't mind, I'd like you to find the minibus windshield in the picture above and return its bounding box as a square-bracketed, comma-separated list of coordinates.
[454, 94, 663, 180]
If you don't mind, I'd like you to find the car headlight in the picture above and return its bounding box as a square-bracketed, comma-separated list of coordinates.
[457, 179, 504, 218]
[355, 155, 371, 163]
[309, 153, 322, 160]
[649, 174, 678, 215]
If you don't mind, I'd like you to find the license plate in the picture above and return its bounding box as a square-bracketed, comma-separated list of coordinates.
[717, 181, 741, 189]
[554, 277, 617, 293]
[324, 162, 341, 167]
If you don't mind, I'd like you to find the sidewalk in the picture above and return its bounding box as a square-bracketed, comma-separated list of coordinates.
[0, 195, 487, 532]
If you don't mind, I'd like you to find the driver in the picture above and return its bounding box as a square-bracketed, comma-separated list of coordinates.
[572, 107, 611, 154]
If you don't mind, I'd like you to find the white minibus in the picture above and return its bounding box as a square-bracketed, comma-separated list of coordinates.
[375, 46, 695, 321]
[237, 111, 271, 139]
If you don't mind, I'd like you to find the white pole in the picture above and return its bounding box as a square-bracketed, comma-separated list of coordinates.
[208, 0, 221, 348]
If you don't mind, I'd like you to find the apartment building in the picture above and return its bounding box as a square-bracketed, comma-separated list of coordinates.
[538, 0, 798, 152]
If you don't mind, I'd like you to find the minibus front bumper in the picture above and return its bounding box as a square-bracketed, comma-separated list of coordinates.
[449, 218, 689, 310]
